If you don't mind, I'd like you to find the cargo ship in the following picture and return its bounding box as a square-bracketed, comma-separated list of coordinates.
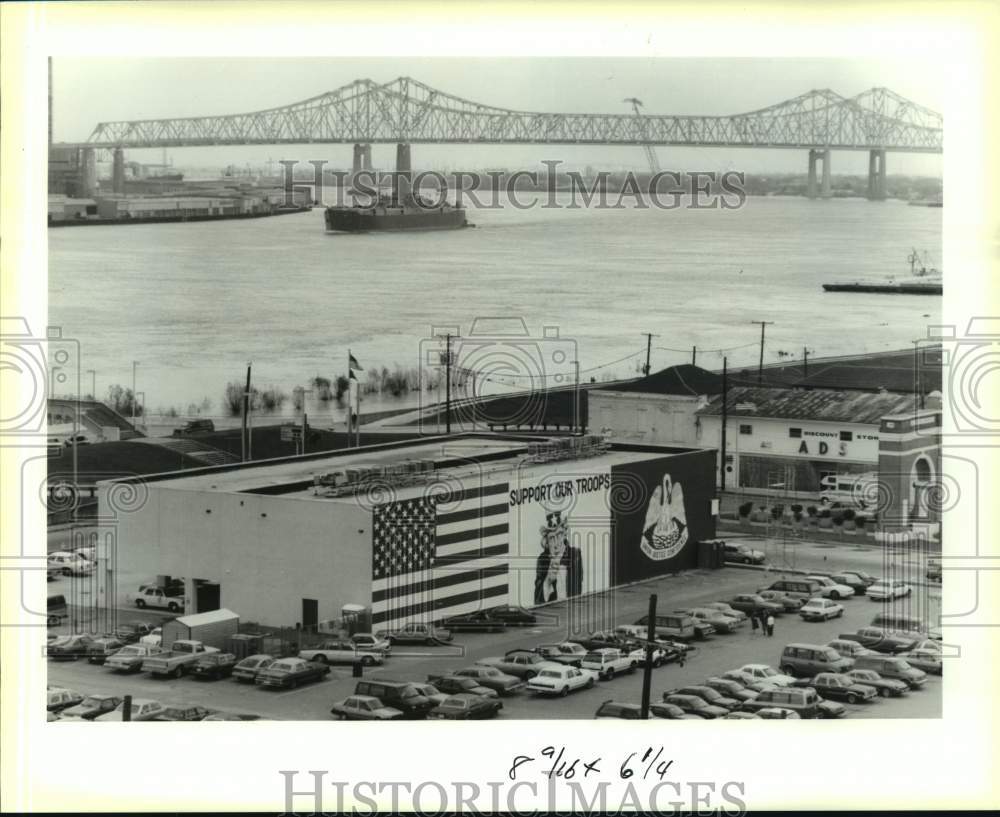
[325, 193, 469, 233]
[822, 249, 942, 295]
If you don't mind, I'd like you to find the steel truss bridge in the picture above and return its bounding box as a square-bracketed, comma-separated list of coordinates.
[83, 76, 942, 153]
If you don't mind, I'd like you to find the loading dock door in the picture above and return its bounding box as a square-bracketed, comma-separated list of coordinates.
[195, 582, 220, 613]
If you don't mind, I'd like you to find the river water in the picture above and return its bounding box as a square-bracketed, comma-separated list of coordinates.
[48, 193, 941, 427]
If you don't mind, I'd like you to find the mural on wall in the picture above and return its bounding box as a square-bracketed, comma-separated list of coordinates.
[508, 468, 612, 608]
[611, 450, 716, 584]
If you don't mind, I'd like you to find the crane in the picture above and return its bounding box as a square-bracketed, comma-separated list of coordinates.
[624, 97, 661, 175]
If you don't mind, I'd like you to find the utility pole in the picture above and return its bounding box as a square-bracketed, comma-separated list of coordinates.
[241, 363, 252, 462]
[720, 357, 728, 492]
[642, 332, 656, 376]
[691, 346, 697, 366]
[572, 359, 580, 434]
[86, 369, 96, 401]
[803, 347, 809, 379]
[445, 334, 453, 434]
[640, 593, 658, 719]
[751, 321, 774, 385]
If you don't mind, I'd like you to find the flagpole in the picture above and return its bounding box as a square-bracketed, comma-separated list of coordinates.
[355, 377, 361, 448]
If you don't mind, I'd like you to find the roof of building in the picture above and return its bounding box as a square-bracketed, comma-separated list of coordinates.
[726, 347, 943, 393]
[598, 364, 724, 396]
[697, 386, 931, 425]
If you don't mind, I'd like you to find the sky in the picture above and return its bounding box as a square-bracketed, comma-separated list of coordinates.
[53, 57, 945, 176]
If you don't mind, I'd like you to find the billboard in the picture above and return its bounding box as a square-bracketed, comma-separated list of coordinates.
[508, 463, 612, 609]
[610, 450, 716, 584]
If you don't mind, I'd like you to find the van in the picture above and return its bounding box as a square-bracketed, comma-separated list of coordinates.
[353, 679, 435, 719]
[779, 643, 854, 677]
[47, 594, 68, 627]
[853, 654, 928, 689]
[759, 579, 823, 601]
[632, 613, 696, 642]
[740, 687, 821, 718]
[870, 612, 928, 635]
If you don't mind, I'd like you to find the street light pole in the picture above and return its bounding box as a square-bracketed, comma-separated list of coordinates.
[131, 360, 138, 426]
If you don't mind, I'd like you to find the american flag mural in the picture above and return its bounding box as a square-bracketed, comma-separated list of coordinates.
[371, 481, 510, 627]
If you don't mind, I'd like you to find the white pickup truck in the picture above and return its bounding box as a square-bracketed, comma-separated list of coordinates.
[141, 639, 219, 678]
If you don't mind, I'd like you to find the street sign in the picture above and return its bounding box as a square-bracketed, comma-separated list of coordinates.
[280, 425, 303, 442]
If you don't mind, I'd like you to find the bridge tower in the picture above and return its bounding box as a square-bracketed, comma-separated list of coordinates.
[806, 149, 832, 199]
[350, 142, 372, 194]
[393, 143, 412, 206]
[867, 149, 887, 200]
[112, 148, 126, 195]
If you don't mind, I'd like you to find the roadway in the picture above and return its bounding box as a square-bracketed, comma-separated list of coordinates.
[47, 539, 943, 721]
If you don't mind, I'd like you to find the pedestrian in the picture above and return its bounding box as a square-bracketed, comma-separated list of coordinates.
[751, 614, 759, 635]
[766, 613, 775, 637]
[678, 649, 686, 668]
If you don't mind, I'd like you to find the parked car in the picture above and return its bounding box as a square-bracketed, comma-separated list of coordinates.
[201, 711, 264, 721]
[438, 611, 505, 633]
[46, 688, 83, 712]
[527, 665, 598, 696]
[298, 641, 384, 667]
[757, 590, 804, 612]
[429, 693, 503, 720]
[569, 630, 631, 651]
[483, 605, 537, 626]
[59, 694, 123, 721]
[477, 651, 561, 680]
[72, 546, 97, 561]
[140, 627, 163, 647]
[594, 700, 644, 719]
[825, 639, 875, 661]
[780, 643, 854, 677]
[651, 702, 704, 720]
[174, 419, 215, 436]
[755, 707, 802, 720]
[739, 686, 822, 718]
[898, 647, 943, 675]
[410, 683, 449, 706]
[632, 612, 698, 642]
[86, 637, 126, 664]
[723, 711, 762, 720]
[729, 594, 784, 617]
[757, 578, 823, 601]
[330, 695, 404, 721]
[703, 602, 748, 623]
[128, 585, 184, 613]
[352, 679, 435, 719]
[805, 575, 855, 600]
[670, 684, 740, 711]
[47, 634, 97, 661]
[838, 628, 919, 654]
[232, 654, 277, 683]
[799, 598, 845, 622]
[852, 654, 928, 689]
[681, 607, 743, 634]
[155, 705, 212, 721]
[105, 643, 163, 673]
[142, 640, 220, 678]
[255, 657, 331, 689]
[349, 633, 392, 654]
[533, 642, 588, 667]
[846, 669, 908, 698]
[830, 573, 869, 595]
[383, 622, 453, 645]
[427, 674, 499, 699]
[47, 551, 95, 577]
[112, 622, 157, 644]
[811, 672, 878, 704]
[723, 543, 766, 564]
[190, 652, 239, 680]
[704, 677, 759, 703]
[94, 699, 166, 721]
[738, 664, 797, 686]
[868, 580, 912, 601]
[662, 693, 727, 719]
[453, 665, 525, 695]
[580, 648, 638, 680]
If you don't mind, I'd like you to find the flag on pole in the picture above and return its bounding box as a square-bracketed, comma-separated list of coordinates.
[349, 369, 358, 381]
[349, 354, 363, 371]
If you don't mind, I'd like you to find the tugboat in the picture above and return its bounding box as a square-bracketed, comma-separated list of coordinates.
[822, 249, 942, 295]
[325, 143, 469, 233]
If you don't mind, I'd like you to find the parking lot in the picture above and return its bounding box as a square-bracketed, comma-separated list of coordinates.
[47, 536, 943, 721]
